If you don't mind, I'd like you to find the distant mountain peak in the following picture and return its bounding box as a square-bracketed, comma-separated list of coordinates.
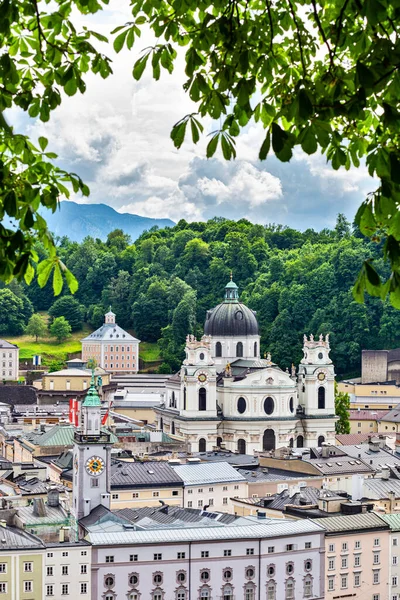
[42, 201, 175, 243]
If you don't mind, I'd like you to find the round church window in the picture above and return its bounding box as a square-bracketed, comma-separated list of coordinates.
[199, 353, 205, 360]
[237, 397, 246, 414]
[235, 311, 243, 320]
[289, 397, 294, 413]
[264, 397, 274, 415]
[318, 352, 323, 359]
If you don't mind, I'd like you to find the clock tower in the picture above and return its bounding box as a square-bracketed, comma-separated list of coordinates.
[72, 372, 112, 522]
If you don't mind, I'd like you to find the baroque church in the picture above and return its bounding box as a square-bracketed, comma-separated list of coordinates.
[156, 278, 337, 454]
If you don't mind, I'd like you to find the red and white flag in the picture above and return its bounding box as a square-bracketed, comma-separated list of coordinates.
[69, 399, 79, 427]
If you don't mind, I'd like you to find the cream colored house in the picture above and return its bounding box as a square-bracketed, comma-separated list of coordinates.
[339, 381, 400, 409]
[41, 366, 110, 392]
[0, 340, 19, 381]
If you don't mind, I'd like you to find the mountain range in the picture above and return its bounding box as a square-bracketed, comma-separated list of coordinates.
[42, 201, 175, 243]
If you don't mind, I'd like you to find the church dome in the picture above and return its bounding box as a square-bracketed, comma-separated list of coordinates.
[204, 279, 259, 337]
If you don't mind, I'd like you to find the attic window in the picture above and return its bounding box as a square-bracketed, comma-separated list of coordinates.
[355, 460, 361, 465]
[147, 470, 155, 474]
[336, 462, 342, 466]
[349, 461, 355, 465]
[316, 464, 323, 468]
[326, 463, 332, 467]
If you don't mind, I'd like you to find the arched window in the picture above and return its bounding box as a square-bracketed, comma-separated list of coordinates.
[199, 438, 206, 452]
[183, 387, 186, 410]
[171, 391, 175, 407]
[216, 342, 222, 357]
[304, 577, 313, 598]
[238, 439, 246, 454]
[171, 421, 175, 435]
[254, 342, 257, 357]
[217, 436, 222, 447]
[200, 588, 210, 599]
[267, 582, 276, 600]
[289, 438, 293, 448]
[245, 585, 255, 600]
[176, 590, 186, 600]
[318, 435, 325, 446]
[223, 585, 233, 600]
[318, 387, 325, 409]
[160, 418, 163, 431]
[289, 397, 294, 413]
[285, 579, 295, 600]
[236, 342, 243, 357]
[199, 387, 206, 411]
[263, 429, 275, 451]
[297, 435, 304, 448]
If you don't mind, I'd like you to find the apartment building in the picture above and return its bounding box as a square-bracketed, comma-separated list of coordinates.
[314, 512, 390, 600]
[0, 340, 19, 381]
[381, 514, 400, 600]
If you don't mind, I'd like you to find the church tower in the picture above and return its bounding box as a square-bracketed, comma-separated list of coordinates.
[72, 372, 112, 521]
[297, 334, 337, 446]
[181, 334, 217, 418]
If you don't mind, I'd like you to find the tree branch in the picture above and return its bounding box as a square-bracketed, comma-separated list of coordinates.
[310, 0, 335, 71]
[287, 0, 307, 78]
[265, 0, 275, 56]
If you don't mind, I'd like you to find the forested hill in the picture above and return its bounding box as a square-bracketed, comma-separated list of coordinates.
[2, 216, 398, 377]
[41, 201, 175, 242]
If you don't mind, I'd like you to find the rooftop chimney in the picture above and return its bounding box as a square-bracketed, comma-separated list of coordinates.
[47, 487, 60, 507]
[32, 498, 46, 517]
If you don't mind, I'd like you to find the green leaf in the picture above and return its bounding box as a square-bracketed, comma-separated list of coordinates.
[259, 131, 271, 161]
[38, 136, 48, 151]
[64, 268, 79, 294]
[133, 53, 149, 81]
[206, 133, 219, 158]
[352, 269, 365, 303]
[64, 77, 78, 96]
[298, 89, 313, 120]
[37, 259, 54, 288]
[170, 118, 188, 149]
[300, 126, 317, 155]
[190, 118, 200, 144]
[356, 202, 376, 236]
[114, 29, 128, 53]
[53, 262, 63, 295]
[364, 261, 381, 297]
[23, 262, 35, 285]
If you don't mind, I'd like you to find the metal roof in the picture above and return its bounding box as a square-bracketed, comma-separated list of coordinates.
[193, 451, 259, 467]
[303, 455, 374, 475]
[114, 505, 237, 527]
[380, 514, 400, 531]
[340, 444, 400, 470]
[204, 301, 259, 337]
[363, 477, 400, 499]
[0, 526, 44, 550]
[111, 461, 183, 488]
[336, 433, 395, 445]
[17, 504, 69, 526]
[21, 424, 118, 447]
[82, 323, 139, 343]
[313, 513, 389, 533]
[87, 516, 324, 546]
[237, 467, 317, 482]
[172, 462, 246, 486]
[379, 405, 400, 422]
[0, 340, 18, 349]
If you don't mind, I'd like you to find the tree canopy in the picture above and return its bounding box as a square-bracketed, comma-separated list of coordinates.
[2, 0, 400, 302]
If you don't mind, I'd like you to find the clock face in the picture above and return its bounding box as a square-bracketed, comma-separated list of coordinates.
[85, 455, 105, 476]
[318, 372, 326, 381]
[198, 373, 207, 383]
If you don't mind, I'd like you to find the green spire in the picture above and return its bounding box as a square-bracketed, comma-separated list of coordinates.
[225, 272, 239, 302]
[82, 369, 101, 407]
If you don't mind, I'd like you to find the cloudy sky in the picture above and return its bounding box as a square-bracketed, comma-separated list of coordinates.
[9, 2, 376, 230]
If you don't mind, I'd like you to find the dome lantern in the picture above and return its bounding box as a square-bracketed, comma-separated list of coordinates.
[224, 274, 239, 303]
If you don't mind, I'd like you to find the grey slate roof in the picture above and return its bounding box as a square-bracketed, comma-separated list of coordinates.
[114, 505, 237, 526]
[0, 340, 18, 349]
[204, 301, 259, 336]
[313, 512, 389, 533]
[17, 504, 69, 526]
[0, 526, 44, 549]
[303, 454, 374, 475]
[172, 462, 246, 486]
[378, 404, 400, 422]
[0, 386, 37, 406]
[363, 477, 400, 499]
[82, 323, 139, 342]
[340, 444, 400, 470]
[111, 461, 184, 488]
[193, 451, 259, 467]
[237, 467, 317, 482]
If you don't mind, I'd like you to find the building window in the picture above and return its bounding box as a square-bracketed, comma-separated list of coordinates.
[130, 555, 138, 562]
[46, 584, 53, 596]
[80, 583, 87, 594]
[394, 538, 398, 546]
[154, 554, 162, 561]
[393, 577, 398, 586]
[342, 542, 348, 552]
[246, 548, 254, 555]
[223, 569, 232, 581]
[328, 558, 335, 570]
[267, 582, 276, 600]
[354, 573, 360, 587]
[47, 553, 54, 558]
[198, 500, 203, 508]
[81, 565, 87, 574]
[172, 490, 179, 496]
[305, 542, 312, 549]
[177, 552, 186, 559]
[224, 550, 232, 557]
[129, 574, 139, 586]
[199, 438, 206, 452]
[328, 543, 335, 552]
[47, 566, 53, 576]
[201, 551, 209, 558]
[394, 556, 398, 565]
[328, 578, 334, 591]
[341, 576, 347, 589]
[373, 552, 380, 565]
[236, 342, 243, 357]
[373, 571, 380, 584]
[318, 386, 325, 409]
[176, 590, 186, 600]
[105, 556, 114, 563]
[105, 576, 115, 587]
[267, 565, 275, 577]
[285, 579, 294, 600]
[62, 566, 69, 576]
[246, 568, 255, 579]
[304, 576, 312, 597]
[200, 587, 210, 599]
[374, 538, 380, 547]
[354, 555, 361, 567]
[132, 493, 139, 498]
[24, 582, 33, 593]
[286, 563, 294, 575]
[81, 551, 87, 556]
[187, 501, 193, 508]
[112, 494, 119, 500]
[0, 564, 6, 574]
[91, 478, 99, 488]
[177, 571, 186, 583]
[24, 562, 32, 572]
[267, 546, 275, 553]
[153, 573, 163, 585]
[199, 388, 207, 411]
[200, 570, 210, 582]
[355, 540, 361, 549]
[341, 557, 347, 569]
[223, 486, 228, 491]
[245, 585, 255, 600]
[223, 497, 228, 505]
[62, 552, 68, 557]
[216, 342, 222, 357]
[153, 492, 160, 498]
[223, 584, 233, 600]
[373, 596, 380, 600]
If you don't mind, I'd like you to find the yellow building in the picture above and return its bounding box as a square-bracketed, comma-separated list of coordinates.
[0, 525, 44, 600]
[338, 380, 400, 409]
[41, 365, 110, 393]
[377, 405, 400, 433]
[349, 409, 389, 434]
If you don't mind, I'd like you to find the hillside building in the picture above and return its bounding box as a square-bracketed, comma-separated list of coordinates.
[81, 309, 140, 374]
[156, 279, 337, 453]
[0, 339, 19, 381]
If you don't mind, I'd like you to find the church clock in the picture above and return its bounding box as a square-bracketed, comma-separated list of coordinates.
[317, 372, 326, 381]
[197, 372, 208, 383]
[85, 456, 105, 476]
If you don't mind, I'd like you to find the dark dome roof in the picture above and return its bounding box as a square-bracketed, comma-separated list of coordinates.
[204, 301, 259, 336]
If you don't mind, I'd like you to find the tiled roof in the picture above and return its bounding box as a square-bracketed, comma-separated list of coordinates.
[172, 462, 247, 485]
[349, 409, 389, 420]
[380, 513, 400, 531]
[87, 516, 324, 545]
[313, 513, 389, 533]
[336, 433, 396, 445]
[82, 323, 139, 343]
[111, 461, 184, 488]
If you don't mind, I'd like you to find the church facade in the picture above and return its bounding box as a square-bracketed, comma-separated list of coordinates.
[155, 280, 337, 453]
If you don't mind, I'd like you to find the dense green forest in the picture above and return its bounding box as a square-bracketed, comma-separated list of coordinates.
[0, 215, 397, 376]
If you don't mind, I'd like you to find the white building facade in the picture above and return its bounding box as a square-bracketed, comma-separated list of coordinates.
[88, 518, 325, 600]
[156, 280, 337, 454]
[0, 339, 19, 381]
[44, 542, 92, 599]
